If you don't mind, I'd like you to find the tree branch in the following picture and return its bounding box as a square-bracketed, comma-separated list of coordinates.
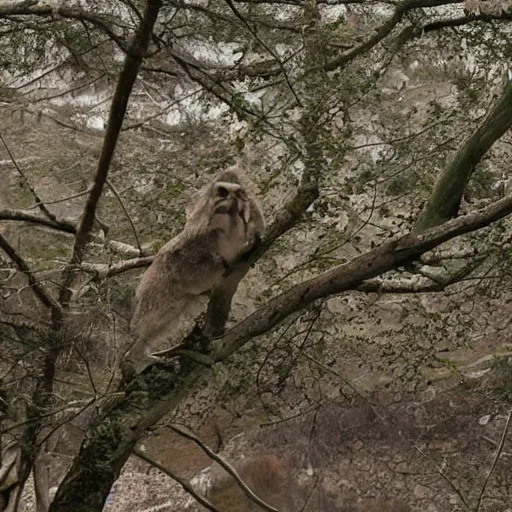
[133, 447, 220, 512]
[416, 75, 512, 230]
[80, 256, 154, 278]
[424, 12, 512, 32]
[323, 0, 464, 71]
[58, 0, 163, 308]
[212, 192, 512, 360]
[0, 209, 76, 233]
[0, 1, 127, 51]
[0, 233, 62, 318]
[169, 425, 279, 512]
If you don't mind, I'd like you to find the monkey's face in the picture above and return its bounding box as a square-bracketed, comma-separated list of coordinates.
[184, 173, 253, 237]
[211, 182, 250, 223]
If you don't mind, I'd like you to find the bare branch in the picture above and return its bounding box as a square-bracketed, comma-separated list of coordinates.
[133, 447, 221, 512]
[80, 255, 154, 278]
[28, 188, 93, 210]
[169, 425, 279, 512]
[0, 233, 62, 318]
[0, 133, 56, 221]
[476, 410, 512, 511]
[0, 209, 145, 263]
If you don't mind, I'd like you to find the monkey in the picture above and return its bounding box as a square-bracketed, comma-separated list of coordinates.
[123, 167, 265, 375]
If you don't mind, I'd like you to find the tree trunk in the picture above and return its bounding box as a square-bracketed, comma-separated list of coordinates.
[49, 366, 205, 512]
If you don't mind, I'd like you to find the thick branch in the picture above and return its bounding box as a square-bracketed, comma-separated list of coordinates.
[212, 192, 512, 360]
[49, 367, 205, 512]
[416, 76, 512, 230]
[58, 0, 162, 307]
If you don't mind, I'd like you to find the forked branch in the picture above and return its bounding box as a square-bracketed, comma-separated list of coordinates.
[58, 0, 163, 307]
[416, 76, 512, 230]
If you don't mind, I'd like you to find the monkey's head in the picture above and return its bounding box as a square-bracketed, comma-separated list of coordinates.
[186, 171, 252, 234]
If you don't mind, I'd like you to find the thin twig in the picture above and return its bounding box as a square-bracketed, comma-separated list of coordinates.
[481, 435, 512, 456]
[0, 398, 96, 435]
[28, 188, 93, 209]
[223, 0, 302, 107]
[0, 233, 62, 319]
[0, 132, 56, 221]
[133, 447, 220, 512]
[476, 410, 512, 511]
[169, 424, 279, 512]
[74, 344, 98, 397]
[414, 445, 471, 512]
[301, 353, 386, 421]
[121, 88, 202, 131]
[105, 178, 143, 255]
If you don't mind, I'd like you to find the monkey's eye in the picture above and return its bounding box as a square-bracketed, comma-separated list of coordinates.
[216, 186, 229, 198]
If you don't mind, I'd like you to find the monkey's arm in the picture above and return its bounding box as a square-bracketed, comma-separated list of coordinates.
[164, 230, 228, 296]
[250, 200, 266, 235]
[243, 200, 265, 250]
[203, 236, 264, 339]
